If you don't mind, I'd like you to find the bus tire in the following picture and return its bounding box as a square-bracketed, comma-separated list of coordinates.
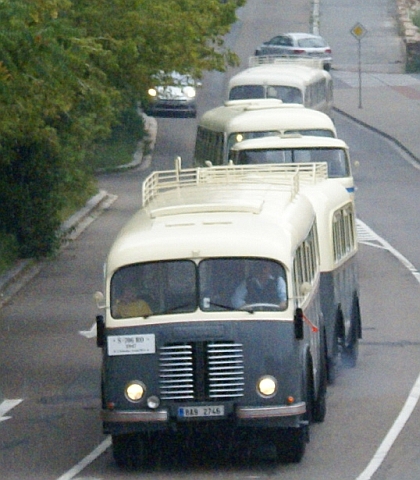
[342, 296, 361, 368]
[112, 433, 148, 469]
[342, 323, 359, 368]
[312, 333, 327, 422]
[328, 315, 341, 385]
[275, 428, 306, 463]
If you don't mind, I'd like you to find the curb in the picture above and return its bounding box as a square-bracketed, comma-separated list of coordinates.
[333, 106, 420, 165]
[0, 190, 117, 310]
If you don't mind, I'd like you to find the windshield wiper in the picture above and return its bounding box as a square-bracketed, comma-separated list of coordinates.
[206, 301, 237, 311]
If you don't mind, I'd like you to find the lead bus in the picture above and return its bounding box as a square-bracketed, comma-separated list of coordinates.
[194, 99, 337, 168]
[227, 57, 333, 116]
[95, 161, 334, 467]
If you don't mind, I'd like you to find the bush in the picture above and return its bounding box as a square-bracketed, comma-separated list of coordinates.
[412, 9, 420, 29]
[0, 139, 72, 258]
[408, 10, 420, 72]
[0, 233, 19, 275]
[86, 107, 146, 171]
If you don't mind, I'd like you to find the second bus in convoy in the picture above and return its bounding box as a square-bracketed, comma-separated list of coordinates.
[95, 160, 360, 468]
[228, 134, 356, 196]
[194, 99, 337, 167]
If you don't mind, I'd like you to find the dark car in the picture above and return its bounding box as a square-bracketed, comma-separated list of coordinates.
[144, 71, 200, 118]
[255, 32, 332, 71]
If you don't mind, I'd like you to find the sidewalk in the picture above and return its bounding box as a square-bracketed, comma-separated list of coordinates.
[332, 70, 420, 162]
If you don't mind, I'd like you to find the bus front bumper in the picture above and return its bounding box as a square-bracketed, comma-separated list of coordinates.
[101, 401, 306, 424]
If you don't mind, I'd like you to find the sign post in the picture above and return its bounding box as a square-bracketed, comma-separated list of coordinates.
[350, 23, 367, 109]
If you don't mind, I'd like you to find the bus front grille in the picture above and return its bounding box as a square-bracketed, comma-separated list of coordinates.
[159, 341, 245, 401]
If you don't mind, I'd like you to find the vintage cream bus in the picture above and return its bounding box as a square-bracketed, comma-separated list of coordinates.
[95, 161, 339, 467]
[228, 134, 355, 196]
[227, 57, 333, 116]
[194, 99, 337, 167]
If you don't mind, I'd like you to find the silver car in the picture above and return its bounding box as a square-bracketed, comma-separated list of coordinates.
[144, 71, 200, 118]
[255, 33, 332, 71]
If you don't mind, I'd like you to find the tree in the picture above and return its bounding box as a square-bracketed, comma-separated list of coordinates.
[0, 0, 245, 257]
[69, 0, 245, 104]
[0, 0, 119, 256]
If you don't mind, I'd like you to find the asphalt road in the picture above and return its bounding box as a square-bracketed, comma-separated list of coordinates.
[2, 0, 420, 479]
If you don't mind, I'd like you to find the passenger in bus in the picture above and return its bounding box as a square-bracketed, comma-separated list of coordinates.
[113, 283, 152, 318]
[231, 262, 287, 310]
[278, 86, 302, 104]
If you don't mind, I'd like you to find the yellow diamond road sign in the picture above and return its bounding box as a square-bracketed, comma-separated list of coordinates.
[351, 23, 367, 40]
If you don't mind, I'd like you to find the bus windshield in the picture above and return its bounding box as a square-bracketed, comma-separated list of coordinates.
[229, 85, 303, 104]
[227, 130, 335, 154]
[110, 258, 287, 318]
[235, 147, 350, 177]
[227, 131, 279, 152]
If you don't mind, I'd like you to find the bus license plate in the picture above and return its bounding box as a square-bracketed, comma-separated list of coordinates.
[178, 405, 225, 418]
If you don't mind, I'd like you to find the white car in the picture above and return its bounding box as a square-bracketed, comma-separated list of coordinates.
[144, 72, 200, 118]
[255, 33, 332, 71]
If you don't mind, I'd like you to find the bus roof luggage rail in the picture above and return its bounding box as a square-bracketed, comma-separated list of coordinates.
[142, 160, 328, 208]
[248, 55, 324, 69]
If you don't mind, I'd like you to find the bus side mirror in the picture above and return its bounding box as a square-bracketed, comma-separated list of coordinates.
[294, 307, 304, 340]
[96, 315, 105, 348]
[94, 291, 106, 309]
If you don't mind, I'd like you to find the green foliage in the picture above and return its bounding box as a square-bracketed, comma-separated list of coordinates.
[412, 9, 420, 29]
[407, 10, 420, 73]
[87, 107, 146, 171]
[0, 233, 19, 275]
[0, 0, 244, 260]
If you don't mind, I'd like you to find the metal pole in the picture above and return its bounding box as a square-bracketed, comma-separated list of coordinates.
[358, 39, 362, 108]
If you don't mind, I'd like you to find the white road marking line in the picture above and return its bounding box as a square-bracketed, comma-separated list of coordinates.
[56, 436, 111, 480]
[0, 399, 23, 422]
[356, 374, 420, 480]
[356, 219, 420, 480]
[79, 322, 97, 339]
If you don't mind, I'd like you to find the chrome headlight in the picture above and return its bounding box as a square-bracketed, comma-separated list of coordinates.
[125, 381, 145, 402]
[183, 86, 196, 98]
[148, 88, 157, 97]
[257, 375, 278, 398]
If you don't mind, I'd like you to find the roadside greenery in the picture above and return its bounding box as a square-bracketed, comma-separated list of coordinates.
[412, 9, 420, 29]
[0, 0, 245, 268]
[408, 9, 420, 72]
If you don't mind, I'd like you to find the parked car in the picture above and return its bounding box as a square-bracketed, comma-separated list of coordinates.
[144, 71, 200, 118]
[254, 33, 332, 71]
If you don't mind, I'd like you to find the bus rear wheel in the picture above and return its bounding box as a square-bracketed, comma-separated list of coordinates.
[342, 296, 361, 368]
[342, 328, 359, 367]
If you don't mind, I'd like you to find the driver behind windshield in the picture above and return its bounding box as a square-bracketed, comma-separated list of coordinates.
[231, 262, 287, 310]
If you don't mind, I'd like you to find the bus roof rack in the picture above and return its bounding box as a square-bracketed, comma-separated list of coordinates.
[142, 157, 329, 209]
[248, 56, 325, 69]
